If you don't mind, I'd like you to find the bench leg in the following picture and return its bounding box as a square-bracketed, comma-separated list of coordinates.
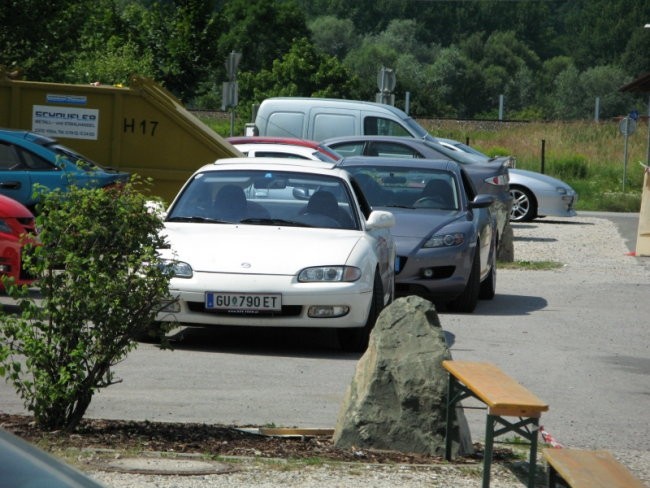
[528, 417, 539, 488]
[445, 375, 456, 461]
[482, 414, 496, 488]
[548, 464, 559, 488]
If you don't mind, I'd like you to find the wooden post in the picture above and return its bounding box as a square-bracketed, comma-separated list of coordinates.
[636, 166, 650, 256]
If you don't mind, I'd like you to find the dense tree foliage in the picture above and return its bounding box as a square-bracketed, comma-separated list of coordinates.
[1, 0, 648, 119]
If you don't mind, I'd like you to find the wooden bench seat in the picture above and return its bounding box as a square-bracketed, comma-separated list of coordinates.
[543, 448, 647, 488]
[443, 360, 549, 488]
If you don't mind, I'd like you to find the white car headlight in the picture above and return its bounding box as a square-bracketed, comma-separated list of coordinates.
[161, 259, 193, 278]
[298, 266, 361, 282]
[423, 233, 465, 248]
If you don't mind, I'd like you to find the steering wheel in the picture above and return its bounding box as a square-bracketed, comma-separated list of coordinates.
[413, 196, 446, 208]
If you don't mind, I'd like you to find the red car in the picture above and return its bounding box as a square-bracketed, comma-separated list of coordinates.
[226, 136, 342, 163]
[0, 195, 37, 289]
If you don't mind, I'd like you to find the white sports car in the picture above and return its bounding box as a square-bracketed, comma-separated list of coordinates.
[156, 158, 396, 351]
[435, 137, 578, 222]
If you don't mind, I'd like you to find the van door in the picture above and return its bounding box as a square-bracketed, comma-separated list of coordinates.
[311, 112, 357, 141]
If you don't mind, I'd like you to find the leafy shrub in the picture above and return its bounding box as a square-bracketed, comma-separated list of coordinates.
[550, 155, 589, 179]
[483, 146, 511, 157]
[0, 179, 171, 431]
[595, 191, 642, 213]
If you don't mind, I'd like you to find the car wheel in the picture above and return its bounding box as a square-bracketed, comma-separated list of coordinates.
[509, 186, 537, 222]
[479, 247, 497, 300]
[447, 247, 480, 313]
[136, 321, 164, 343]
[338, 271, 383, 353]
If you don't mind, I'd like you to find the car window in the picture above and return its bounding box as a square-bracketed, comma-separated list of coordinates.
[370, 142, 422, 159]
[0, 142, 21, 169]
[167, 169, 359, 230]
[363, 117, 410, 137]
[327, 142, 365, 158]
[253, 151, 310, 159]
[0, 142, 54, 170]
[346, 165, 459, 210]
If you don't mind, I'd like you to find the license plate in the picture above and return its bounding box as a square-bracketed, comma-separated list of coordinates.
[205, 292, 282, 311]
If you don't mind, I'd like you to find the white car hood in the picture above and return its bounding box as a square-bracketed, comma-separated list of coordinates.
[161, 223, 361, 274]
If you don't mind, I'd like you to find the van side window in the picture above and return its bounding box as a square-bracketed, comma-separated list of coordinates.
[312, 113, 355, 141]
[266, 112, 304, 138]
[364, 117, 410, 137]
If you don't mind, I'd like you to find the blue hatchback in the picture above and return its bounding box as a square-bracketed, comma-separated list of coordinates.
[0, 129, 129, 210]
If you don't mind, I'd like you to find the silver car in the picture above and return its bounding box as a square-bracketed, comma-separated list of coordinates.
[435, 137, 578, 222]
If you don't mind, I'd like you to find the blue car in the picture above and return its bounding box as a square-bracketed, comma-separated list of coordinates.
[0, 129, 129, 211]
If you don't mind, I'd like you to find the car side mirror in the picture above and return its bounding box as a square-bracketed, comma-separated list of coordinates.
[469, 194, 494, 209]
[366, 210, 395, 229]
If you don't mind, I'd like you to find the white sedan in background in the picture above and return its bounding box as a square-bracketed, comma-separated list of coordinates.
[436, 137, 578, 222]
[156, 158, 396, 352]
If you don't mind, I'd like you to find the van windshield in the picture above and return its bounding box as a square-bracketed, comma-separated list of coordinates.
[401, 118, 432, 139]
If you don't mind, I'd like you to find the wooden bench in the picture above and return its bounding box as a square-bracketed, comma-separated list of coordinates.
[543, 448, 647, 488]
[442, 360, 549, 488]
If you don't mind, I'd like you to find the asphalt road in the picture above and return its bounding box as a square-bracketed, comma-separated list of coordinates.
[0, 212, 648, 470]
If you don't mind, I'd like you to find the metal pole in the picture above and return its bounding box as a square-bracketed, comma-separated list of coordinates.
[541, 139, 546, 174]
[595, 97, 600, 122]
[623, 117, 630, 193]
[498, 95, 504, 121]
[646, 96, 650, 166]
[404, 92, 410, 115]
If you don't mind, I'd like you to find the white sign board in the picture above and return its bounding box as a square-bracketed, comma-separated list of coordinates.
[32, 105, 99, 140]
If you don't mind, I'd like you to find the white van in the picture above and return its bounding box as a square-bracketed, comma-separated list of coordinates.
[254, 97, 433, 142]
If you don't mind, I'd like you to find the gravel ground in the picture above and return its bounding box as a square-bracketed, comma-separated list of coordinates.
[87, 215, 649, 488]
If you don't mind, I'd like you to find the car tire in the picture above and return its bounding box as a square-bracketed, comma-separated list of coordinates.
[479, 247, 497, 300]
[448, 247, 480, 313]
[338, 271, 383, 353]
[509, 186, 537, 222]
[136, 321, 164, 343]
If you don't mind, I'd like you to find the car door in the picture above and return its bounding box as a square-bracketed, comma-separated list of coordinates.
[0, 141, 67, 207]
[350, 178, 395, 296]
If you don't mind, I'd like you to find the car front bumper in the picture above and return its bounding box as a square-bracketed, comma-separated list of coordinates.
[156, 271, 373, 329]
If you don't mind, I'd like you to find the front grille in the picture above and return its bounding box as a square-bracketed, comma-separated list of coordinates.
[187, 301, 303, 317]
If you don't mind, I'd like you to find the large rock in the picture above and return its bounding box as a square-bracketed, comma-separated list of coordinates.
[333, 295, 473, 457]
[497, 220, 515, 262]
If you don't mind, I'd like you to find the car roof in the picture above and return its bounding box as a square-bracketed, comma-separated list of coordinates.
[208, 156, 342, 174]
[322, 135, 427, 144]
[227, 136, 321, 147]
[0, 128, 56, 145]
[228, 136, 342, 161]
[260, 97, 411, 119]
[338, 156, 461, 174]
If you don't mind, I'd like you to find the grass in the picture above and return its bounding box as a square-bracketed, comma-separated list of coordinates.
[200, 113, 649, 212]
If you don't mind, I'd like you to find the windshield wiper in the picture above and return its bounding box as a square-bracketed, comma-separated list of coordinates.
[384, 204, 414, 209]
[239, 217, 310, 227]
[166, 216, 231, 223]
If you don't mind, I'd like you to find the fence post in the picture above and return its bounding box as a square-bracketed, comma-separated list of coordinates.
[541, 139, 546, 174]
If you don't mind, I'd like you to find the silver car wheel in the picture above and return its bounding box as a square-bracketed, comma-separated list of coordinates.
[509, 186, 536, 222]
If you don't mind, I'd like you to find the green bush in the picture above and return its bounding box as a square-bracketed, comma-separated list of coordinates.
[0, 179, 172, 431]
[549, 155, 589, 179]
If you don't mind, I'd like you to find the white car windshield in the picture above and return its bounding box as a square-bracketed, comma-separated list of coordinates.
[167, 169, 359, 230]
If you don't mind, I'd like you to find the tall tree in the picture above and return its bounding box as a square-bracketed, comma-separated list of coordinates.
[217, 0, 310, 73]
[0, 0, 92, 81]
